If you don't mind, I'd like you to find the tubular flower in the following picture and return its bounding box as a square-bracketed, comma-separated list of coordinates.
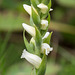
[21, 49, 42, 69]
[41, 43, 53, 55]
[23, 4, 31, 15]
[41, 20, 48, 30]
[42, 32, 50, 39]
[22, 23, 35, 36]
[37, 3, 48, 14]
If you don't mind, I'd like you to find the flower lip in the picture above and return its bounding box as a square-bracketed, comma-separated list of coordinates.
[21, 49, 42, 69]
[41, 43, 53, 55]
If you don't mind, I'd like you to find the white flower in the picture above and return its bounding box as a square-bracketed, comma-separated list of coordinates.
[42, 32, 50, 39]
[41, 43, 53, 55]
[23, 4, 31, 15]
[21, 49, 42, 69]
[37, 3, 48, 14]
[41, 20, 48, 30]
[22, 23, 35, 37]
[50, 8, 53, 11]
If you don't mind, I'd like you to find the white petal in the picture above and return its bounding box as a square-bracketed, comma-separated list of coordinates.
[41, 20, 48, 30]
[37, 3, 48, 14]
[23, 4, 31, 15]
[41, 43, 53, 55]
[22, 23, 35, 37]
[42, 32, 50, 39]
[21, 49, 42, 69]
[50, 8, 53, 11]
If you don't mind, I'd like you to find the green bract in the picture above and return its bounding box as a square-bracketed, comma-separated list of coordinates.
[31, 0, 39, 8]
[23, 30, 34, 53]
[32, 5, 41, 28]
[43, 32, 53, 44]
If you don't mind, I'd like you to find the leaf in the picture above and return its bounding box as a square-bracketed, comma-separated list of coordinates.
[40, 29, 47, 37]
[42, 0, 50, 5]
[35, 26, 42, 49]
[35, 26, 42, 55]
[47, 13, 50, 24]
[43, 32, 53, 44]
[31, 5, 41, 28]
[23, 30, 34, 53]
[36, 53, 47, 75]
[31, 0, 39, 8]
[48, 0, 51, 11]
[30, 16, 34, 26]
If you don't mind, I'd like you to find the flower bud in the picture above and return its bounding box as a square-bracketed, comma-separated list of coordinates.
[41, 43, 53, 55]
[21, 49, 42, 69]
[37, 3, 48, 14]
[23, 4, 31, 15]
[22, 23, 35, 36]
[42, 32, 50, 39]
[50, 8, 53, 11]
[41, 20, 48, 30]
[30, 37, 35, 45]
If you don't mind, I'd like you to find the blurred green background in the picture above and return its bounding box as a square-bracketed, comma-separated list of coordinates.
[0, 0, 75, 75]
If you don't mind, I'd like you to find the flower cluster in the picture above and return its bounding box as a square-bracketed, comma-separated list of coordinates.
[21, 0, 53, 75]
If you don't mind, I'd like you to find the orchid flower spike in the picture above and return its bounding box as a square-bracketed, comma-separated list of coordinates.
[41, 20, 48, 30]
[37, 3, 48, 14]
[23, 4, 31, 15]
[22, 23, 35, 37]
[21, 49, 42, 69]
[41, 43, 53, 55]
[42, 32, 50, 39]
